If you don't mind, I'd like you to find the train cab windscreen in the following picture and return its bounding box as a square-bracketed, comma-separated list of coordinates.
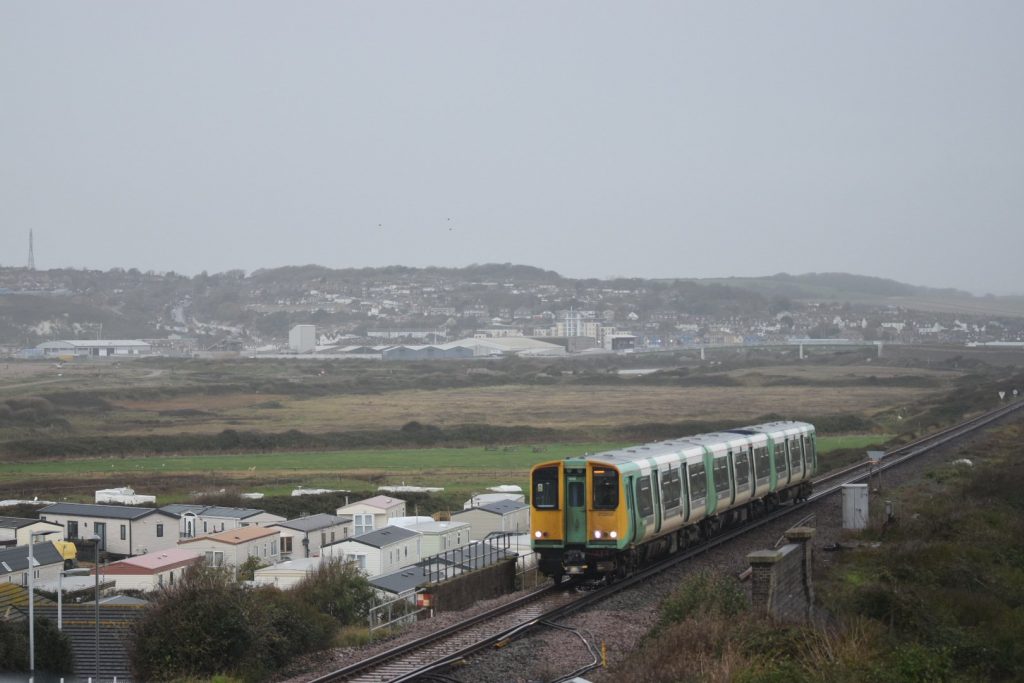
[533, 466, 560, 509]
[592, 468, 619, 509]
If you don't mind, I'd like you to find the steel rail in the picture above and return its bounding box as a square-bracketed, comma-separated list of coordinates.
[308, 584, 575, 683]
[309, 399, 1024, 683]
[813, 400, 1024, 489]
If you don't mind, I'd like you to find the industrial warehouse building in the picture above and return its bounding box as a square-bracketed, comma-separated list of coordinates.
[36, 339, 152, 357]
[382, 345, 474, 361]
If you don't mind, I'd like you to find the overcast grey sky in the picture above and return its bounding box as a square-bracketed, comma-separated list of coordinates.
[2, 2, 1021, 294]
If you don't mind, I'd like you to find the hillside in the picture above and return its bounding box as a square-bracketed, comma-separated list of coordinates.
[2, 265, 1023, 349]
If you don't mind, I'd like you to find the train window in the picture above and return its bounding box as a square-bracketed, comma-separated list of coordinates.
[755, 446, 770, 481]
[637, 476, 654, 517]
[790, 439, 802, 472]
[532, 466, 559, 510]
[713, 457, 730, 497]
[806, 436, 816, 467]
[661, 469, 682, 510]
[688, 463, 707, 501]
[592, 468, 619, 510]
[735, 451, 750, 488]
[775, 441, 789, 475]
[568, 481, 584, 507]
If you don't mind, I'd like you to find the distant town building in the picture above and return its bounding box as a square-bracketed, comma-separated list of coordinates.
[289, 324, 316, 353]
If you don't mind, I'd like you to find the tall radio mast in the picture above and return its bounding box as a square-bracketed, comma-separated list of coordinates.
[27, 229, 36, 270]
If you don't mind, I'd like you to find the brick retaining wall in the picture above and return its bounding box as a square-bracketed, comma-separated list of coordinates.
[428, 558, 517, 612]
[748, 526, 815, 622]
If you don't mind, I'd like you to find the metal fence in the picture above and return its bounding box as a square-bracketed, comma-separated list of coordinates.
[418, 534, 516, 583]
[369, 588, 426, 633]
[367, 534, 540, 632]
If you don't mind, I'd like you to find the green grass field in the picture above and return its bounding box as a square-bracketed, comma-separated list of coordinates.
[0, 435, 892, 503]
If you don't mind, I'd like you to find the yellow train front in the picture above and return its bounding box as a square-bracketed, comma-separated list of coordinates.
[530, 456, 631, 582]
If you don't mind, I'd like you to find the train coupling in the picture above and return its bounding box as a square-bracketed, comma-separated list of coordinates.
[563, 549, 587, 575]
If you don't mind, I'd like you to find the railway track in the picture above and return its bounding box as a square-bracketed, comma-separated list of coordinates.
[812, 398, 1024, 497]
[308, 399, 1024, 683]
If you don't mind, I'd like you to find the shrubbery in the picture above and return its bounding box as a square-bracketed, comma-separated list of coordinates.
[130, 563, 360, 681]
[0, 616, 74, 674]
[1, 421, 568, 459]
[291, 558, 377, 625]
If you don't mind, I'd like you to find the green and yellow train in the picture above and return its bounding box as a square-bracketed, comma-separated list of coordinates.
[530, 421, 817, 582]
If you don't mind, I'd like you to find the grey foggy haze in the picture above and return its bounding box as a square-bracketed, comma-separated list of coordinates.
[2, 3, 1021, 294]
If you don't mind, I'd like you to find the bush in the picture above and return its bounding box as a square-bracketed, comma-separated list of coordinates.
[0, 616, 74, 674]
[291, 558, 376, 626]
[241, 587, 335, 675]
[237, 555, 267, 582]
[130, 565, 334, 681]
[657, 570, 747, 629]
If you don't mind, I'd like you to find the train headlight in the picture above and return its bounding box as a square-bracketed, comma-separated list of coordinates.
[593, 530, 602, 539]
[610, 531, 618, 539]
[534, 530, 543, 539]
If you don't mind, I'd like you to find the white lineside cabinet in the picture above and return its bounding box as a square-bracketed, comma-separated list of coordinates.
[842, 484, 869, 530]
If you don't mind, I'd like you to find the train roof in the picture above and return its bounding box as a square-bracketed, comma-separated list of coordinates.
[570, 421, 814, 466]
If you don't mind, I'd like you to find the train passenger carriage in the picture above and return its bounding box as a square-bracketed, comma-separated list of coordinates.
[530, 421, 816, 582]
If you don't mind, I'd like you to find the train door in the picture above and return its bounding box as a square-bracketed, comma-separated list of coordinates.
[624, 477, 636, 543]
[652, 470, 663, 533]
[725, 451, 737, 507]
[789, 437, 804, 482]
[805, 433, 818, 474]
[681, 465, 691, 522]
[734, 448, 752, 501]
[565, 468, 588, 545]
[635, 475, 656, 541]
[712, 455, 731, 510]
[688, 459, 708, 518]
[774, 438, 790, 486]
